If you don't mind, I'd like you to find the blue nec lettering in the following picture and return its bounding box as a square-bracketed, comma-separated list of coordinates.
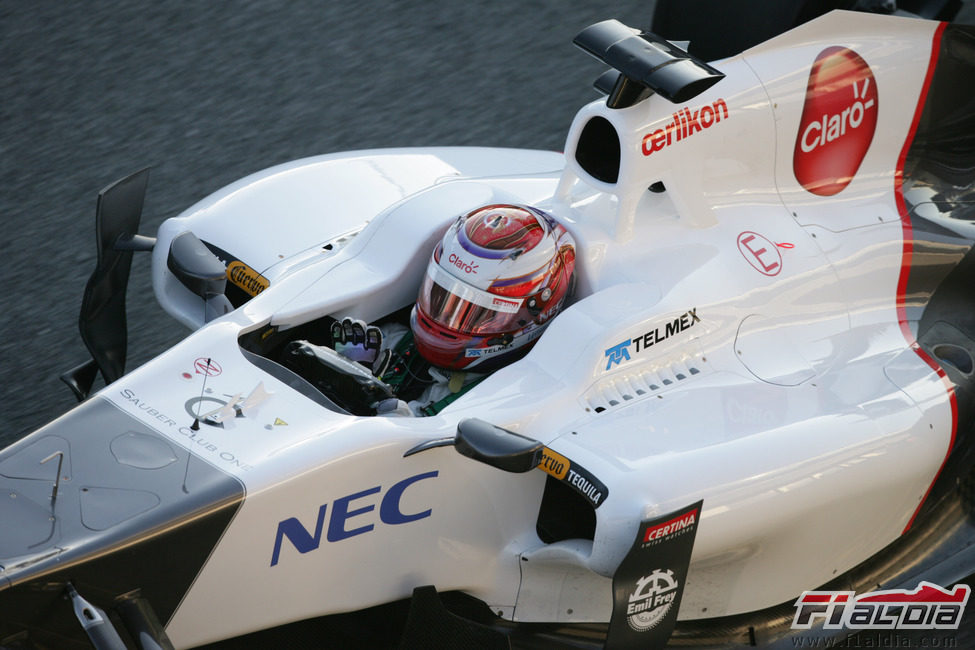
[380, 471, 436, 523]
[270, 470, 438, 566]
[269, 506, 327, 566]
[326, 486, 380, 542]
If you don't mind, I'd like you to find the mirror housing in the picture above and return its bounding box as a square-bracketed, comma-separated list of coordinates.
[167, 231, 228, 299]
[455, 418, 543, 473]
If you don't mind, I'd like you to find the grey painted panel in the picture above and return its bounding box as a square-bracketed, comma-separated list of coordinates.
[0, 397, 243, 587]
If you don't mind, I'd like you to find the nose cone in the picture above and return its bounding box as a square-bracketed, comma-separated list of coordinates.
[0, 397, 243, 644]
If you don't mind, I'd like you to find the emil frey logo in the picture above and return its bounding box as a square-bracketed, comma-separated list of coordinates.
[794, 46, 878, 196]
[792, 582, 970, 630]
[627, 569, 679, 631]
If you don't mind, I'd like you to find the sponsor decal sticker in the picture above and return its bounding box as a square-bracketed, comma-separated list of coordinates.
[227, 260, 269, 297]
[448, 253, 479, 275]
[792, 582, 970, 630]
[118, 388, 253, 471]
[270, 470, 438, 566]
[604, 339, 632, 370]
[608, 501, 703, 647]
[737, 231, 782, 276]
[194, 357, 222, 377]
[794, 46, 878, 196]
[538, 446, 608, 508]
[184, 383, 274, 428]
[492, 296, 520, 310]
[643, 509, 697, 543]
[538, 447, 570, 479]
[626, 569, 679, 631]
[465, 343, 511, 358]
[604, 308, 700, 370]
[642, 99, 729, 156]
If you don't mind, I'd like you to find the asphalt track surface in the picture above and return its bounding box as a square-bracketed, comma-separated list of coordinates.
[0, 1, 651, 442]
[4, 2, 975, 648]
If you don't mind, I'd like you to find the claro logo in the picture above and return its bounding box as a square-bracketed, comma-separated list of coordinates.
[793, 47, 878, 196]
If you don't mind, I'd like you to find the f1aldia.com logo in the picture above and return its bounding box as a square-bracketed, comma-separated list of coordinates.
[793, 46, 878, 196]
[792, 582, 970, 630]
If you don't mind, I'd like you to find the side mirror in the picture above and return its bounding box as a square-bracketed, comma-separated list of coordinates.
[454, 418, 543, 473]
[167, 231, 234, 321]
[167, 231, 227, 299]
[404, 418, 609, 509]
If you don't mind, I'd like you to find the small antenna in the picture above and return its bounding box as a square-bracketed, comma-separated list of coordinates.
[191, 358, 213, 430]
[40, 450, 65, 507]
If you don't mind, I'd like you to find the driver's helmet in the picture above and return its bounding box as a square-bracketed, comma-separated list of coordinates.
[411, 204, 576, 371]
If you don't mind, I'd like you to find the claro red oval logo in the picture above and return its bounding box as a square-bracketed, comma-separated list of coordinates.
[793, 47, 878, 196]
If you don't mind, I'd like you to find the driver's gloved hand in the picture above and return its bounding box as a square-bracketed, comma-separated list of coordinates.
[331, 317, 383, 364]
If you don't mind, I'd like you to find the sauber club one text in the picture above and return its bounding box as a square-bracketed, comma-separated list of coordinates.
[270, 471, 438, 566]
[642, 99, 729, 157]
[118, 388, 254, 471]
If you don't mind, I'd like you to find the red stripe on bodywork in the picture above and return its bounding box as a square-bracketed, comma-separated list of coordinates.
[895, 22, 957, 534]
[857, 583, 969, 603]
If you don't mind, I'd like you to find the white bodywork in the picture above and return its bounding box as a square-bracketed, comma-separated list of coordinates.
[95, 12, 952, 647]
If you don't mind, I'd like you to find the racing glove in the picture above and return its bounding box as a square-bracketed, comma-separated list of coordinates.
[331, 317, 383, 365]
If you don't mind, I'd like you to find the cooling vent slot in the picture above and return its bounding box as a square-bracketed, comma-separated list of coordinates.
[584, 355, 704, 414]
[322, 228, 361, 252]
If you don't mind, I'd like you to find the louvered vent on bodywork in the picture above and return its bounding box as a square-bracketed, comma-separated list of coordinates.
[583, 354, 706, 414]
[322, 229, 360, 252]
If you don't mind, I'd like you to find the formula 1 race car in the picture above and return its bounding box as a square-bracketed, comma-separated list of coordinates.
[3, 8, 975, 650]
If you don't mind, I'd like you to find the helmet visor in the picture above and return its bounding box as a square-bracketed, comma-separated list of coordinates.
[418, 262, 524, 335]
